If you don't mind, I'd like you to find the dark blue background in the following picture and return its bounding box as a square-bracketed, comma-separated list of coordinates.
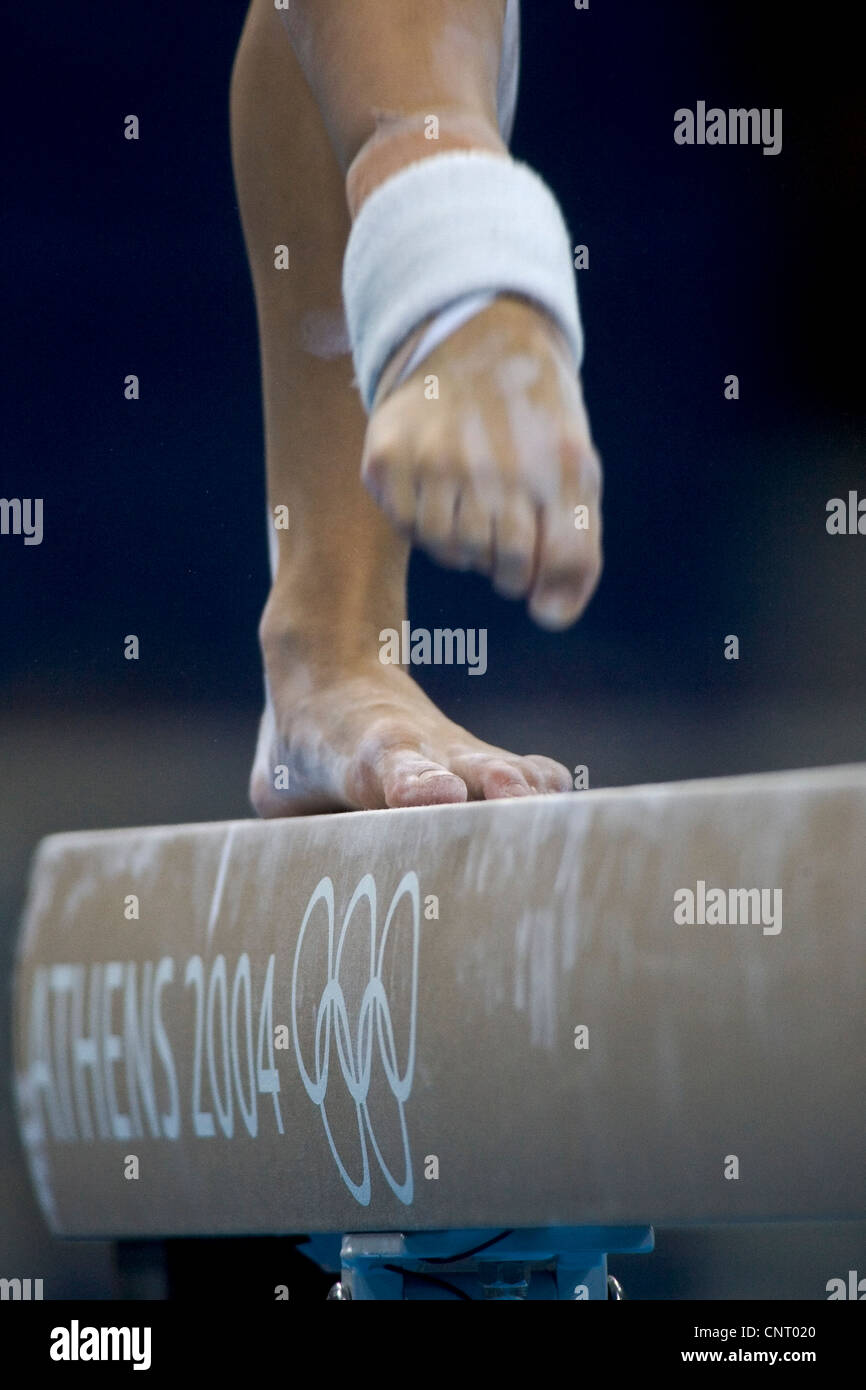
[2, 1, 862, 732]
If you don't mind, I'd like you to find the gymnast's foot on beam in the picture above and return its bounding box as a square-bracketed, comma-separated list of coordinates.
[362, 294, 603, 633]
[249, 631, 573, 814]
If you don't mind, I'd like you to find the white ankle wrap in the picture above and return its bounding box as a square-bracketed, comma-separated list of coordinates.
[342, 151, 584, 410]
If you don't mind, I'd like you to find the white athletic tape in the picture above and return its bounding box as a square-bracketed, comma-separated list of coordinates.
[342, 151, 584, 410]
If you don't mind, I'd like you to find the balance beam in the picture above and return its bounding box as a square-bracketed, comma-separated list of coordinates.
[14, 763, 866, 1239]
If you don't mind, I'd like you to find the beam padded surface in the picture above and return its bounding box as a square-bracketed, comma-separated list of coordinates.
[13, 763, 866, 1237]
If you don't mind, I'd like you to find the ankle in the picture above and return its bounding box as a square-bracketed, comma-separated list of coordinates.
[259, 579, 406, 675]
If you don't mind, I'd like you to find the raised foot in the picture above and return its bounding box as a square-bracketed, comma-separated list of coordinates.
[362, 296, 603, 632]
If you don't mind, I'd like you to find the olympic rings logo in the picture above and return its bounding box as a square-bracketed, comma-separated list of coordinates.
[290, 872, 420, 1206]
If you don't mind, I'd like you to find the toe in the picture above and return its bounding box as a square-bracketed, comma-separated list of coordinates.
[451, 488, 494, 572]
[477, 760, 535, 799]
[415, 476, 460, 550]
[450, 753, 535, 800]
[529, 498, 601, 630]
[491, 493, 539, 598]
[380, 748, 468, 808]
[522, 754, 574, 794]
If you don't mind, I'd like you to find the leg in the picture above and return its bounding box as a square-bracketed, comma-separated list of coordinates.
[230, 1, 572, 812]
[277, 0, 603, 630]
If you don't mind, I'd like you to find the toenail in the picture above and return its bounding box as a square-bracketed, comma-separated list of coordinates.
[530, 589, 581, 629]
